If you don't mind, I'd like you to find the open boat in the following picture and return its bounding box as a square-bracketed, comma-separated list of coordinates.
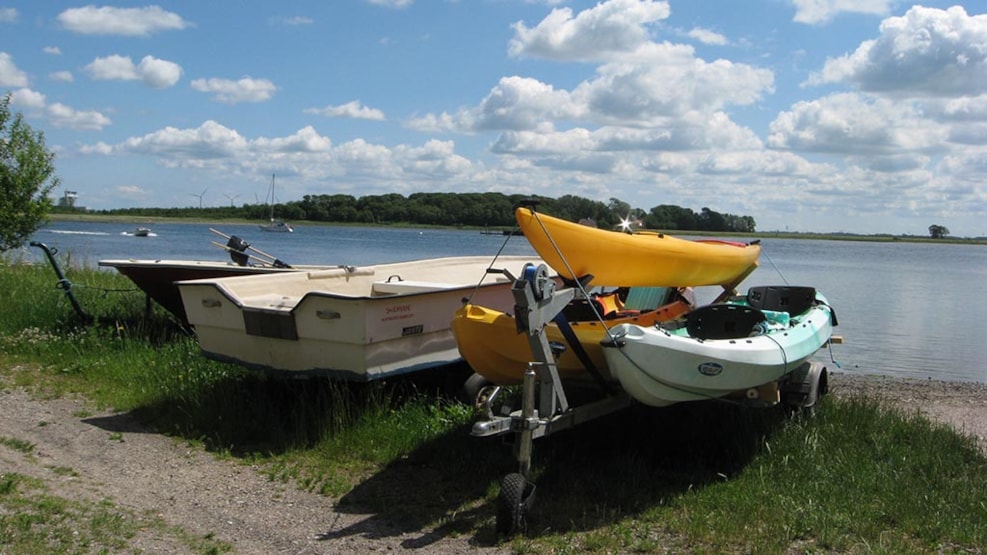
[176, 255, 542, 381]
[452, 286, 694, 385]
[516, 206, 760, 287]
[602, 286, 837, 407]
[100, 230, 323, 324]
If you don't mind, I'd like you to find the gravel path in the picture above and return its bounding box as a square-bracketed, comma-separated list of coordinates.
[0, 383, 507, 554]
[2, 371, 985, 553]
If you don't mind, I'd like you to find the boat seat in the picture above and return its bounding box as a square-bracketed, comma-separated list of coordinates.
[685, 304, 767, 340]
[562, 296, 610, 320]
[372, 280, 459, 295]
[747, 286, 816, 316]
[621, 286, 674, 312]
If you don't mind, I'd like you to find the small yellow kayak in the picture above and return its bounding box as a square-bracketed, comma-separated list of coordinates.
[452, 288, 693, 385]
[516, 207, 760, 287]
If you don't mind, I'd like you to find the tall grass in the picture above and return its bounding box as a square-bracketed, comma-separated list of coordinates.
[2, 259, 986, 553]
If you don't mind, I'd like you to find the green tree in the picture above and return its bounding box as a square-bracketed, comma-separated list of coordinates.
[928, 224, 949, 239]
[1, 94, 60, 251]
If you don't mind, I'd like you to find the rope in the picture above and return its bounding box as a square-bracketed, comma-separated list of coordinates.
[465, 223, 521, 302]
[759, 245, 790, 285]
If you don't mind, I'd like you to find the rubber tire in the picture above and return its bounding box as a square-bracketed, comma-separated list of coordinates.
[496, 472, 528, 536]
[460, 372, 493, 405]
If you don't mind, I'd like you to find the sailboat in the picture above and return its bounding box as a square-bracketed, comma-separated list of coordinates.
[259, 173, 293, 232]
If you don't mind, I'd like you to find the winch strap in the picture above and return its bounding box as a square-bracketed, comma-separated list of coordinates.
[552, 313, 612, 394]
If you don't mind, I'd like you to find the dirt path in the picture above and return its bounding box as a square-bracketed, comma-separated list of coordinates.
[2, 372, 985, 553]
[0, 386, 507, 554]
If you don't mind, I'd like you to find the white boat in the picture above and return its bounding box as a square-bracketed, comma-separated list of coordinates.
[259, 173, 293, 232]
[602, 286, 837, 407]
[133, 226, 151, 237]
[100, 229, 323, 324]
[176, 255, 542, 381]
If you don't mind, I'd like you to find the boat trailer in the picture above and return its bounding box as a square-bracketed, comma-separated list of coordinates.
[30, 241, 92, 323]
[472, 262, 833, 535]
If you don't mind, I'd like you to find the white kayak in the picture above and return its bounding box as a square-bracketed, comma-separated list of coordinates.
[602, 286, 837, 407]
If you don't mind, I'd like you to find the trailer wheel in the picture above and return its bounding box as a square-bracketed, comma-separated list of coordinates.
[460, 372, 492, 405]
[496, 472, 533, 535]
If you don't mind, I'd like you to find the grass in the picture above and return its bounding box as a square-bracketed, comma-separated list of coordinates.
[0, 472, 231, 554]
[2, 259, 986, 553]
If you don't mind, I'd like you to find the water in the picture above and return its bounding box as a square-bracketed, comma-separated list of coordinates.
[18, 221, 987, 384]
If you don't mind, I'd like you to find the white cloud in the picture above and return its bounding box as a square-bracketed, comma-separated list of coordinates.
[57, 5, 189, 36]
[43, 46, 61, 55]
[255, 126, 333, 152]
[7, 87, 111, 130]
[790, 0, 894, 26]
[0, 7, 17, 23]
[576, 43, 774, 123]
[9, 88, 46, 110]
[115, 185, 150, 198]
[138, 56, 183, 88]
[687, 27, 728, 46]
[46, 102, 112, 130]
[121, 121, 250, 160]
[367, 0, 413, 8]
[85, 55, 182, 88]
[768, 93, 947, 154]
[190, 77, 277, 104]
[49, 70, 73, 82]
[808, 6, 987, 97]
[0, 52, 28, 87]
[304, 100, 386, 120]
[395, 139, 473, 177]
[509, 0, 670, 61]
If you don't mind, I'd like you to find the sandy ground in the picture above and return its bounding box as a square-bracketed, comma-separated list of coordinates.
[1, 371, 985, 554]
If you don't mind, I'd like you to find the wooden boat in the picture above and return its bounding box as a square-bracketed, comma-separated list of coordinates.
[452, 286, 694, 385]
[176, 255, 542, 381]
[602, 286, 837, 407]
[100, 230, 319, 324]
[515, 206, 760, 287]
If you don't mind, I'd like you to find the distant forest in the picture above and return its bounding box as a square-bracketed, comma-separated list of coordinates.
[57, 192, 758, 233]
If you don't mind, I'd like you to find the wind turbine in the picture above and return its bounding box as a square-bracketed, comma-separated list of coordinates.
[190, 188, 208, 209]
[223, 193, 241, 207]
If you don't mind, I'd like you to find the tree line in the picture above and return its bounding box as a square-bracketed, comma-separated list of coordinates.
[66, 192, 758, 233]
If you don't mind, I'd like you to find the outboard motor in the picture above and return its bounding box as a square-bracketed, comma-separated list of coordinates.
[226, 235, 251, 266]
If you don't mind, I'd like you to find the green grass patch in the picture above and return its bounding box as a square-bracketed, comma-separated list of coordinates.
[2, 261, 986, 553]
[0, 472, 230, 554]
[0, 436, 35, 455]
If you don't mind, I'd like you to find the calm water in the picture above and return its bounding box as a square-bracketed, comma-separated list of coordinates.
[19, 221, 987, 384]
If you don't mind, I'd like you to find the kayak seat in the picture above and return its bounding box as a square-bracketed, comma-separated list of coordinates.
[686, 304, 767, 340]
[563, 296, 610, 320]
[621, 286, 674, 312]
[747, 286, 816, 316]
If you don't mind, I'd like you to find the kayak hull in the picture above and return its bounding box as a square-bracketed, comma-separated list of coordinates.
[452, 293, 692, 385]
[603, 291, 835, 407]
[516, 207, 760, 287]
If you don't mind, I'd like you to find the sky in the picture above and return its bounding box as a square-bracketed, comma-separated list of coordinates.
[1, 1, 985, 237]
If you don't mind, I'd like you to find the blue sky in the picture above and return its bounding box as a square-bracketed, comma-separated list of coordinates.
[1, 1, 985, 237]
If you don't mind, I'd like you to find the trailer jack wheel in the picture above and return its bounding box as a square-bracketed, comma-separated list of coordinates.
[496, 472, 535, 536]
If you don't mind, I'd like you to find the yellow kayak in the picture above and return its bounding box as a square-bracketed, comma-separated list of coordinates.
[452, 287, 693, 385]
[516, 206, 761, 287]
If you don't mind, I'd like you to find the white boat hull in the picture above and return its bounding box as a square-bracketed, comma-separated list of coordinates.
[177, 256, 541, 380]
[603, 294, 835, 407]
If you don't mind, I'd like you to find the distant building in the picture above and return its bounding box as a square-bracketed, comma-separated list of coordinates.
[56, 191, 87, 211]
[57, 191, 77, 208]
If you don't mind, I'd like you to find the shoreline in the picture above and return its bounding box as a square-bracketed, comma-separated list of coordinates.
[46, 213, 987, 245]
[829, 371, 987, 454]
